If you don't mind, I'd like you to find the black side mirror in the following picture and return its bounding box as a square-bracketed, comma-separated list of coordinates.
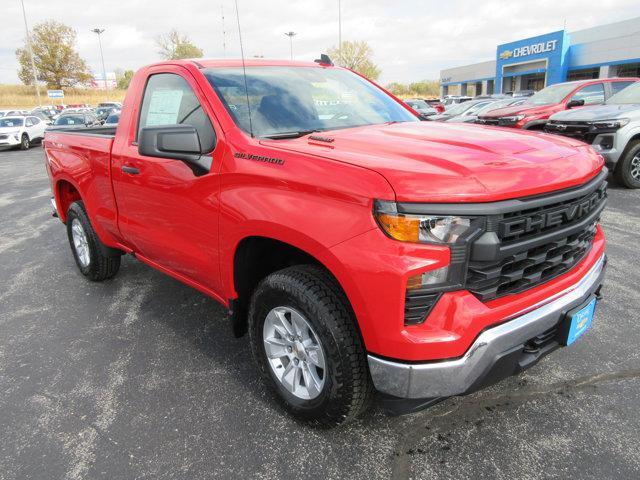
[139, 125, 213, 174]
[566, 99, 585, 109]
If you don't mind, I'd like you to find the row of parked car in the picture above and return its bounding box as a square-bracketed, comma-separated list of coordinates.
[404, 77, 640, 188]
[0, 102, 122, 150]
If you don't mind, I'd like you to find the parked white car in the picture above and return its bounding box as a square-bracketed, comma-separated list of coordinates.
[0, 109, 29, 118]
[0, 116, 47, 150]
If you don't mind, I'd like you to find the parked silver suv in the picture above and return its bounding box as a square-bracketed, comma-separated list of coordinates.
[546, 82, 640, 188]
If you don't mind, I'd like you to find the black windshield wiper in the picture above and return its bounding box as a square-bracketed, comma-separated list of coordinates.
[261, 129, 320, 139]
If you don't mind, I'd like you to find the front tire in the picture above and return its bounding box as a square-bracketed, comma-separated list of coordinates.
[19, 133, 30, 150]
[248, 265, 372, 426]
[66, 201, 121, 281]
[614, 140, 640, 189]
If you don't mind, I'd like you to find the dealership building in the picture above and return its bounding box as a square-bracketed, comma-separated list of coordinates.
[439, 17, 640, 97]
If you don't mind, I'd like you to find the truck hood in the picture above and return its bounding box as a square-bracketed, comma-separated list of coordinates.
[261, 122, 602, 203]
[550, 103, 640, 121]
[479, 103, 555, 119]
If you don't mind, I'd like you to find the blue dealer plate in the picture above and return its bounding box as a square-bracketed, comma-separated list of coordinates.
[566, 297, 596, 345]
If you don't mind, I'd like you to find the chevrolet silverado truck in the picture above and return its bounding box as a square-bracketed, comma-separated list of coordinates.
[44, 58, 608, 426]
[477, 78, 638, 129]
[546, 80, 640, 188]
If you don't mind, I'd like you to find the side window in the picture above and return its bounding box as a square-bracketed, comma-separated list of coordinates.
[571, 84, 605, 105]
[138, 73, 215, 152]
[611, 81, 634, 95]
[25, 117, 34, 127]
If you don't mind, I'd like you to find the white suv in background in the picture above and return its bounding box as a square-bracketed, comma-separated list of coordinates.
[546, 81, 640, 188]
[0, 116, 47, 150]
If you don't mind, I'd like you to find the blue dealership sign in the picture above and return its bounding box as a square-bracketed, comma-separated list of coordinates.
[47, 90, 64, 98]
[495, 30, 570, 93]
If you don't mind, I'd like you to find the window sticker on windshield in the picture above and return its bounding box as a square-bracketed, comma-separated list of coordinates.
[146, 89, 183, 126]
[341, 91, 355, 102]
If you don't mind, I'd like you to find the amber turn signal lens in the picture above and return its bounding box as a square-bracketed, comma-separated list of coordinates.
[376, 213, 420, 242]
[406, 274, 423, 291]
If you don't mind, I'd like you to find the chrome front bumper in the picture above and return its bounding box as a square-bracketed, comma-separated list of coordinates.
[368, 254, 606, 399]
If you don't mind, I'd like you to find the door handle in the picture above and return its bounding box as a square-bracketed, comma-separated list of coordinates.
[122, 165, 140, 175]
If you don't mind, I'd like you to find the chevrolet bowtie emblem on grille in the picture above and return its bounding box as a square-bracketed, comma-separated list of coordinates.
[500, 50, 513, 60]
[556, 124, 567, 130]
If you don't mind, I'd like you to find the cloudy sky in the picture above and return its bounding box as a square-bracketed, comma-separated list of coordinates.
[1, 0, 639, 85]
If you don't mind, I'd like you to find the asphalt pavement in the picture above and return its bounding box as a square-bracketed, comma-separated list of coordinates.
[1, 146, 639, 479]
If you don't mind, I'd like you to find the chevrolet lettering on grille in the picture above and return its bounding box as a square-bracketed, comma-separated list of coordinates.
[500, 185, 606, 239]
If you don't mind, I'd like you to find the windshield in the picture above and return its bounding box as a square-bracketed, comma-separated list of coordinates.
[203, 66, 418, 137]
[55, 115, 85, 125]
[475, 98, 520, 114]
[606, 82, 640, 104]
[525, 83, 579, 105]
[0, 117, 24, 127]
[406, 100, 429, 109]
[445, 101, 478, 115]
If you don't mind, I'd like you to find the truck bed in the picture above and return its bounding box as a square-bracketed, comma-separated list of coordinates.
[45, 126, 117, 138]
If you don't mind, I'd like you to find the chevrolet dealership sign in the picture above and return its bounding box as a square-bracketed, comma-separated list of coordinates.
[500, 39, 559, 60]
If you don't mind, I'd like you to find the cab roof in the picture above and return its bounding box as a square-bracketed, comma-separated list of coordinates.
[153, 58, 335, 69]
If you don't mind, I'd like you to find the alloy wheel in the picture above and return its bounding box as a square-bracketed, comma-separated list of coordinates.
[630, 153, 640, 181]
[71, 218, 90, 267]
[262, 306, 326, 400]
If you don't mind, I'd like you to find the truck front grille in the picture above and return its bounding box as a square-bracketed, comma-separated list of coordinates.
[476, 117, 515, 126]
[544, 121, 597, 144]
[498, 180, 607, 243]
[466, 224, 596, 301]
[465, 171, 607, 302]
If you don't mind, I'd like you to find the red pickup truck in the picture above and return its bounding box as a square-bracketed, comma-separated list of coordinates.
[477, 78, 638, 129]
[44, 58, 607, 425]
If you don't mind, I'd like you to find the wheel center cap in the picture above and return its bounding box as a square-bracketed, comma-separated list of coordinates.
[293, 341, 305, 359]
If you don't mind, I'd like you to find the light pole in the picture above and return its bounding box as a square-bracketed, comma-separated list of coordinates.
[284, 31, 297, 60]
[20, 0, 41, 107]
[338, 0, 342, 64]
[91, 28, 108, 97]
[221, 4, 226, 57]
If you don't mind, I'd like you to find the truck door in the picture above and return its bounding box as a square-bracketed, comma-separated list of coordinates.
[110, 67, 224, 295]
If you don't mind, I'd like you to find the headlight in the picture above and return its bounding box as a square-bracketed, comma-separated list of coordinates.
[501, 114, 525, 122]
[592, 118, 629, 130]
[374, 200, 472, 244]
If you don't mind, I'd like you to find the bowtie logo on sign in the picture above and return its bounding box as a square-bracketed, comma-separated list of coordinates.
[500, 39, 558, 60]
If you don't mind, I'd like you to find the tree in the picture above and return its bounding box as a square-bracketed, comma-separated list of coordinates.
[386, 82, 409, 96]
[15, 20, 92, 88]
[408, 80, 440, 97]
[156, 30, 204, 60]
[386, 80, 440, 98]
[116, 69, 134, 90]
[327, 40, 381, 81]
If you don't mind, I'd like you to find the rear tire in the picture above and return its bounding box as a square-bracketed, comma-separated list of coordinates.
[66, 201, 121, 281]
[19, 133, 30, 150]
[614, 140, 640, 189]
[248, 265, 373, 426]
